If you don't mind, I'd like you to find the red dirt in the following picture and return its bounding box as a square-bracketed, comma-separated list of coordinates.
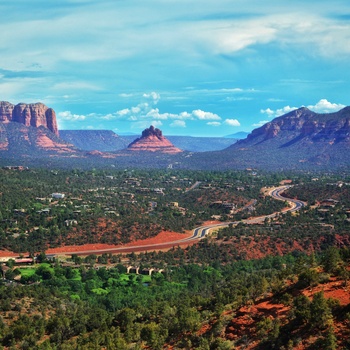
[0, 230, 193, 258]
[303, 276, 350, 305]
[224, 274, 350, 350]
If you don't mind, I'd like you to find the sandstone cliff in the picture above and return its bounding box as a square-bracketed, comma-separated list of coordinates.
[127, 125, 182, 153]
[0, 101, 59, 136]
[0, 122, 76, 155]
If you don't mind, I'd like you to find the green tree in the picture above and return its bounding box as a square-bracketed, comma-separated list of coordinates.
[310, 291, 333, 329]
[322, 247, 341, 274]
[322, 326, 337, 350]
[292, 294, 311, 325]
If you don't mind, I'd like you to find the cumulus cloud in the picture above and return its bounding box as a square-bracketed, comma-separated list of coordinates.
[104, 93, 223, 124]
[170, 120, 186, 128]
[224, 119, 241, 127]
[192, 109, 221, 120]
[57, 92, 228, 131]
[260, 106, 297, 118]
[58, 111, 86, 121]
[307, 99, 345, 113]
[261, 99, 345, 118]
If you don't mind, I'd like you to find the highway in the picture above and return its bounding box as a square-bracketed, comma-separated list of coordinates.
[180, 185, 306, 240]
[51, 185, 306, 256]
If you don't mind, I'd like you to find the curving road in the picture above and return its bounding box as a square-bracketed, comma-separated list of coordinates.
[54, 185, 306, 256]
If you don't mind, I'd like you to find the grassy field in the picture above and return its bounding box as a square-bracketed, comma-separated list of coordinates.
[17, 267, 36, 277]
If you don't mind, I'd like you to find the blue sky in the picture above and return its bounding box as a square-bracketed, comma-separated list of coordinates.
[1, 0, 349, 136]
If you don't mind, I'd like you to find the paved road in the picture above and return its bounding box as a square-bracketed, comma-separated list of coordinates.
[183, 185, 306, 239]
[185, 181, 202, 192]
[55, 185, 306, 256]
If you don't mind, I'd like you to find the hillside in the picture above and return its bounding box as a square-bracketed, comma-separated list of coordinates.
[59, 131, 236, 152]
[127, 125, 182, 153]
[59, 130, 130, 152]
[1, 102, 350, 171]
[0, 122, 78, 157]
[186, 107, 350, 171]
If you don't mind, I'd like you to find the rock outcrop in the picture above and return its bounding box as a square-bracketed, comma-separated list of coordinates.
[240, 106, 350, 145]
[0, 122, 75, 155]
[0, 101, 59, 136]
[127, 125, 182, 153]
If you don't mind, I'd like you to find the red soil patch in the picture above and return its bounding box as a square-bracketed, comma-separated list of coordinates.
[43, 230, 192, 255]
[226, 296, 290, 346]
[303, 277, 350, 305]
[0, 231, 192, 257]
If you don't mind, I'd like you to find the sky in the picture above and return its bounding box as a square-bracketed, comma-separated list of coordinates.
[1, 0, 350, 137]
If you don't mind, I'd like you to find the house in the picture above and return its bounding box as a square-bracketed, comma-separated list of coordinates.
[52, 193, 65, 199]
[65, 220, 78, 226]
[320, 199, 339, 208]
[37, 208, 50, 215]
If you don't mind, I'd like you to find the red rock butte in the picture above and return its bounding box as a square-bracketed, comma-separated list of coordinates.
[0, 101, 59, 137]
[127, 125, 182, 153]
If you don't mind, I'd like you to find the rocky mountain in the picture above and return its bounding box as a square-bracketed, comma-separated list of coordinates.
[59, 130, 131, 152]
[0, 122, 78, 156]
[187, 106, 350, 170]
[240, 106, 350, 145]
[0, 101, 59, 136]
[60, 131, 236, 152]
[127, 125, 182, 153]
[2, 101, 350, 171]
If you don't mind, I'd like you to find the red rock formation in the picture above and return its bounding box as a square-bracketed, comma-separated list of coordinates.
[127, 125, 182, 153]
[0, 122, 77, 154]
[0, 101, 59, 136]
[240, 106, 350, 144]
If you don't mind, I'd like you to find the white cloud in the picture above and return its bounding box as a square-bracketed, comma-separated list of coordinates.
[192, 109, 221, 120]
[58, 111, 86, 121]
[143, 92, 160, 104]
[260, 105, 298, 118]
[224, 119, 241, 127]
[151, 120, 163, 128]
[307, 99, 345, 113]
[252, 120, 269, 127]
[98, 93, 223, 124]
[261, 99, 345, 118]
[170, 120, 186, 128]
[207, 122, 221, 126]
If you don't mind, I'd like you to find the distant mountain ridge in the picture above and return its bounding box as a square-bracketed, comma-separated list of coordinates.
[203, 106, 350, 170]
[1, 101, 350, 171]
[60, 130, 130, 152]
[60, 131, 236, 152]
[236, 106, 350, 146]
[224, 131, 249, 139]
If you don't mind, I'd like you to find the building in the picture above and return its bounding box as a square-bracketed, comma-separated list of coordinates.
[52, 193, 65, 199]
